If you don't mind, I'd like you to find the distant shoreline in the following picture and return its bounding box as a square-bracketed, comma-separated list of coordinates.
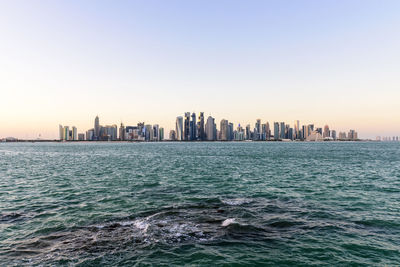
[0, 139, 378, 143]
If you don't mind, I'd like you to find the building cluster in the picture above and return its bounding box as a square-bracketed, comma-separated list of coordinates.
[376, 136, 400, 141]
[170, 112, 359, 141]
[59, 116, 164, 141]
[59, 113, 361, 142]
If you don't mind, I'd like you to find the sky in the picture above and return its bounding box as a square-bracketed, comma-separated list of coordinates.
[0, 0, 399, 139]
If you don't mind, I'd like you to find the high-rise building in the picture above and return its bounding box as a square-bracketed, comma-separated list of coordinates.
[205, 116, 216, 141]
[103, 125, 118, 141]
[94, 116, 100, 140]
[348, 130, 358, 140]
[228, 122, 234, 141]
[274, 122, 279, 140]
[86, 129, 94, 140]
[198, 112, 205, 141]
[265, 122, 271, 140]
[159, 128, 164, 141]
[220, 119, 229, 141]
[307, 124, 314, 137]
[59, 125, 64, 141]
[285, 124, 290, 139]
[184, 112, 190, 141]
[235, 124, 245, 141]
[245, 124, 251, 140]
[261, 123, 267, 141]
[255, 119, 261, 140]
[280, 122, 285, 139]
[169, 130, 176, 141]
[144, 125, 153, 141]
[288, 128, 294, 140]
[294, 120, 300, 139]
[64, 126, 69, 141]
[331, 130, 337, 140]
[78, 133, 85, 141]
[190, 112, 197, 141]
[119, 123, 125, 141]
[302, 125, 306, 140]
[323, 125, 330, 138]
[176, 116, 183, 141]
[339, 132, 347, 140]
[72, 126, 78, 141]
[153, 124, 159, 141]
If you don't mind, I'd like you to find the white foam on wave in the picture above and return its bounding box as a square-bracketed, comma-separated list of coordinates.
[133, 219, 150, 233]
[222, 198, 252, 206]
[119, 221, 135, 226]
[222, 218, 236, 227]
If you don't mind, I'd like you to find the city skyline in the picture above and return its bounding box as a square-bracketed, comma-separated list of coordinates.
[1, 111, 399, 140]
[53, 114, 369, 142]
[1, 1, 400, 139]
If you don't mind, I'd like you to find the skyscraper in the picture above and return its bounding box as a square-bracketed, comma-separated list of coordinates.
[59, 125, 64, 141]
[261, 123, 267, 141]
[144, 124, 152, 141]
[159, 127, 164, 141]
[64, 126, 69, 141]
[307, 124, 314, 137]
[339, 132, 347, 140]
[72, 126, 77, 141]
[255, 119, 261, 140]
[119, 123, 125, 141]
[331, 130, 337, 140]
[265, 122, 271, 140]
[323, 125, 330, 138]
[153, 124, 159, 141]
[294, 120, 300, 139]
[348, 130, 358, 140]
[245, 124, 251, 140]
[176, 116, 183, 141]
[169, 130, 176, 141]
[94, 116, 100, 140]
[220, 119, 229, 141]
[273, 122, 279, 140]
[198, 112, 205, 141]
[280, 122, 285, 139]
[205, 116, 216, 141]
[228, 122, 234, 141]
[184, 112, 190, 141]
[190, 112, 197, 141]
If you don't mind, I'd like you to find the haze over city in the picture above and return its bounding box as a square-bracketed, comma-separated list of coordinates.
[1, 0, 400, 139]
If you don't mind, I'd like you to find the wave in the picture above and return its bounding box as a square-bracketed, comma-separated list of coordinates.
[222, 218, 236, 227]
[221, 198, 253, 206]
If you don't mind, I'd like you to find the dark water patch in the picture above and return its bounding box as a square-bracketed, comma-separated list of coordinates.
[268, 220, 304, 228]
[353, 219, 400, 229]
[0, 213, 23, 223]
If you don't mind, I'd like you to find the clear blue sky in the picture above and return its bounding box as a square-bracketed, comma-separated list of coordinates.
[1, 0, 399, 139]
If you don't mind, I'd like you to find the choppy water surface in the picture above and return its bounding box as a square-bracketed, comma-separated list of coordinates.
[0, 142, 399, 266]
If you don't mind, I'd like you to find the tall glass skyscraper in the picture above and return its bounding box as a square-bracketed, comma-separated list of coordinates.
[220, 119, 229, 141]
[190, 113, 197, 141]
[205, 116, 216, 141]
[175, 116, 183, 141]
[198, 112, 205, 141]
[184, 112, 190, 141]
[94, 116, 100, 140]
[280, 122, 286, 139]
[274, 122, 279, 140]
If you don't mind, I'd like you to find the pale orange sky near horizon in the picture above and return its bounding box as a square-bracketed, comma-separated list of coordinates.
[1, 1, 400, 139]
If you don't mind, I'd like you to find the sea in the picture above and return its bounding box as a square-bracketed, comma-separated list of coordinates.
[0, 142, 399, 266]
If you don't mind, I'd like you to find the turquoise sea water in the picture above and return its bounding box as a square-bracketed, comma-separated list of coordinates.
[0, 142, 399, 266]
